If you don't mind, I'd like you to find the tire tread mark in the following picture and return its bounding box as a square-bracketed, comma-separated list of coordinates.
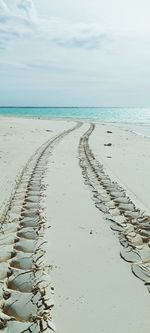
[79, 123, 150, 293]
[0, 122, 82, 332]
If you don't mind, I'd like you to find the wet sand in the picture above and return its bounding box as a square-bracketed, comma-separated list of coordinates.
[0, 117, 150, 332]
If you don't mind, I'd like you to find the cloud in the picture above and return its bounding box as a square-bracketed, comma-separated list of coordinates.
[0, 0, 37, 48]
[0, 0, 110, 50]
[52, 33, 107, 50]
[16, 0, 37, 20]
[38, 17, 110, 50]
[0, 0, 9, 14]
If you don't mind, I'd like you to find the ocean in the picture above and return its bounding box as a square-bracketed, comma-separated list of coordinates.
[0, 107, 150, 124]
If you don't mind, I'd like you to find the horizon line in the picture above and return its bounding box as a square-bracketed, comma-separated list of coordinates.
[0, 106, 149, 109]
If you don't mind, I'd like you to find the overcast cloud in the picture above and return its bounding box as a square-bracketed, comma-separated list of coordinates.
[0, 0, 150, 106]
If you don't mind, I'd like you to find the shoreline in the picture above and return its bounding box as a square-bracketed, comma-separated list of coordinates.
[1, 113, 150, 123]
[1, 115, 150, 138]
[0, 117, 150, 332]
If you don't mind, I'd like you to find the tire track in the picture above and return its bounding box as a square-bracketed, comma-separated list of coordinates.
[79, 123, 150, 292]
[0, 122, 82, 333]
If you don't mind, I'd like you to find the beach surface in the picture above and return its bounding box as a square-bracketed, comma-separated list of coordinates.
[0, 117, 150, 332]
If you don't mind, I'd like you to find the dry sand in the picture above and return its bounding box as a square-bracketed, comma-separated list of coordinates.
[0, 117, 150, 332]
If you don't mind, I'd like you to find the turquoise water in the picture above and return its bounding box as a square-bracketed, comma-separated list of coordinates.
[0, 107, 150, 123]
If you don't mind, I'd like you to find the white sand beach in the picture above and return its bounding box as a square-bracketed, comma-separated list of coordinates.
[0, 117, 150, 332]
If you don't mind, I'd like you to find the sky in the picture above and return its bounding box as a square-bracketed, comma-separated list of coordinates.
[0, 0, 150, 106]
